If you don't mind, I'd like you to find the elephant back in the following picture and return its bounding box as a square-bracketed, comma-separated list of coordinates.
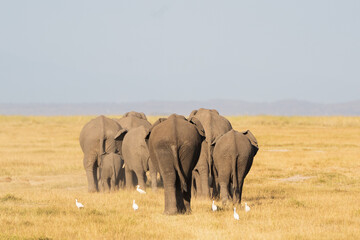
[149, 114, 203, 147]
[114, 116, 151, 131]
[79, 115, 123, 153]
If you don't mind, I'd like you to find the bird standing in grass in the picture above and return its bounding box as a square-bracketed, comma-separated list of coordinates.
[133, 200, 139, 211]
[212, 201, 217, 211]
[136, 185, 146, 194]
[75, 199, 84, 209]
[233, 207, 239, 220]
[245, 202, 250, 212]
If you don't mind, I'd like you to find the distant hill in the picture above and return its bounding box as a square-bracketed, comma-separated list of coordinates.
[1, 100, 360, 116]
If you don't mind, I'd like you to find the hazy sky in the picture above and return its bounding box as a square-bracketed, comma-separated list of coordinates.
[0, 1, 359, 104]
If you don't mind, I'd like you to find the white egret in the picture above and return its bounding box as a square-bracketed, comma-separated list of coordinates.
[233, 207, 239, 220]
[245, 202, 250, 212]
[212, 201, 217, 211]
[75, 199, 84, 209]
[136, 185, 146, 194]
[132, 200, 139, 211]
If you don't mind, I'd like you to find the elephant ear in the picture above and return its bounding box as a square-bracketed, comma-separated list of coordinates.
[145, 117, 167, 140]
[188, 109, 198, 119]
[140, 112, 147, 120]
[210, 109, 220, 115]
[211, 133, 225, 146]
[189, 117, 205, 137]
[114, 128, 127, 141]
[243, 130, 259, 150]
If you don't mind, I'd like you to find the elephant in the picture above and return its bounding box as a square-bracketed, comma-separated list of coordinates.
[79, 115, 127, 192]
[188, 108, 233, 198]
[98, 152, 122, 192]
[122, 125, 157, 191]
[212, 129, 258, 205]
[146, 114, 205, 214]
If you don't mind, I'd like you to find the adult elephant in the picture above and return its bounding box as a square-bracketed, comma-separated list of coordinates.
[188, 108, 232, 198]
[147, 114, 205, 214]
[79, 115, 127, 192]
[122, 125, 157, 191]
[212, 129, 258, 205]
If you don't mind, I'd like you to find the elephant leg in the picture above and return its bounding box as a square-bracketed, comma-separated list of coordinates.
[220, 182, 230, 206]
[211, 165, 220, 199]
[182, 177, 192, 213]
[149, 160, 158, 191]
[162, 171, 178, 215]
[102, 178, 110, 192]
[233, 180, 244, 204]
[136, 170, 146, 191]
[191, 170, 198, 198]
[132, 171, 138, 186]
[195, 142, 210, 198]
[111, 175, 116, 191]
[199, 167, 210, 198]
[118, 158, 125, 188]
[125, 166, 134, 189]
[98, 179, 104, 192]
[229, 183, 234, 199]
[175, 175, 186, 214]
[234, 166, 247, 204]
[83, 154, 98, 192]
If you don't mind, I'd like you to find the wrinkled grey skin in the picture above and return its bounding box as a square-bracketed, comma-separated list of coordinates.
[188, 108, 233, 198]
[147, 114, 205, 215]
[99, 152, 122, 192]
[122, 125, 157, 191]
[212, 129, 258, 205]
[79, 115, 127, 192]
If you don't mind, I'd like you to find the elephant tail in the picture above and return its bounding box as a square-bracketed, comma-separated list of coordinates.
[232, 154, 239, 191]
[208, 141, 212, 178]
[171, 145, 187, 192]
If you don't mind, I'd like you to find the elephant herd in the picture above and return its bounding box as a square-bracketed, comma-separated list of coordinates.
[79, 109, 258, 215]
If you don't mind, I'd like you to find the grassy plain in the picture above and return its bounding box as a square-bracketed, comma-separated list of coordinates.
[0, 115, 359, 240]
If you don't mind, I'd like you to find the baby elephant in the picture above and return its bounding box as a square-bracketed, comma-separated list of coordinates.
[212, 129, 258, 205]
[98, 152, 123, 192]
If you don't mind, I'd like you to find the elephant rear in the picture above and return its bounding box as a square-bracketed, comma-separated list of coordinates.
[148, 114, 205, 214]
[213, 129, 258, 204]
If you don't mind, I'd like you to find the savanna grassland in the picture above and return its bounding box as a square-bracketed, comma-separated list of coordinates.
[0, 115, 359, 240]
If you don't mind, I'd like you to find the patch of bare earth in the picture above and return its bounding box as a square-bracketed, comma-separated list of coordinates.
[0, 177, 12, 182]
[274, 175, 315, 182]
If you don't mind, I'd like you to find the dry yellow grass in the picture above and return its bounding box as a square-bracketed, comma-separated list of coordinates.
[0, 115, 360, 239]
